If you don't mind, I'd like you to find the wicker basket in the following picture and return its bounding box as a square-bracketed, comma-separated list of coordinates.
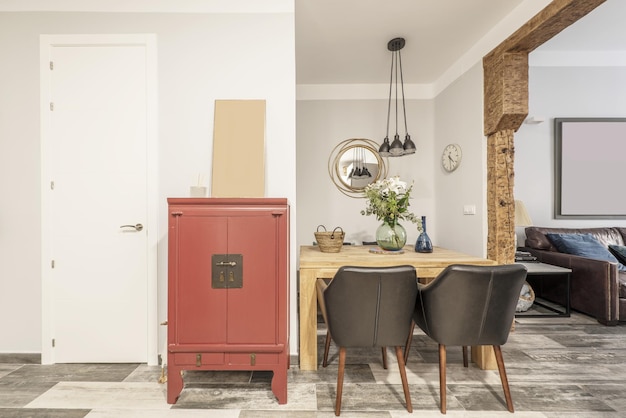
[314, 225, 345, 253]
[516, 281, 535, 312]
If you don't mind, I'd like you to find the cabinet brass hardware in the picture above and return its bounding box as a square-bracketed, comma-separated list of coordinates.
[250, 353, 256, 366]
[196, 354, 202, 367]
[211, 254, 243, 288]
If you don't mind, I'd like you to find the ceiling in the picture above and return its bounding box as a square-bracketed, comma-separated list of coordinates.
[535, 0, 625, 51]
[295, 0, 625, 86]
[0, 0, 622, 86]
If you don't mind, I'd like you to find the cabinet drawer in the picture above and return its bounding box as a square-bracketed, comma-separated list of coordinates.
[173, 353, 224, 366]
[229, 353, 278, 365]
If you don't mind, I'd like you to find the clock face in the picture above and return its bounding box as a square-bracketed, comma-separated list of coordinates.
[442, 144, 462, 172]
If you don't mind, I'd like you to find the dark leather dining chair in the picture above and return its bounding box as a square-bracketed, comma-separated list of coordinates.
[316, 265, 417, 416]
[406, 263, 527, 414]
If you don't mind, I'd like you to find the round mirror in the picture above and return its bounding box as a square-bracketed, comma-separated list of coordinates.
[328, 138, 387, 197]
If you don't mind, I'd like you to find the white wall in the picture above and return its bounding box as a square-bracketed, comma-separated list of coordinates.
[0, 9, 296, 355]
[0, 0, 575, 358]
[433, 63, 487, 257]
[515, 65, 626, 244]
[0, 14, 43, 353]
[296, 98, 435, 253]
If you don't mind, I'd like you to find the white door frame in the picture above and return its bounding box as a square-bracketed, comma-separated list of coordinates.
[40, 34, 158, 365]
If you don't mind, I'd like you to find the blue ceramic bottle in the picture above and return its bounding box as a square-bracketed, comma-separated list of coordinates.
[415, 216, 433, 253]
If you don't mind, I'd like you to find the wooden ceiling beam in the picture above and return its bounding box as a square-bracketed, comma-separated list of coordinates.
[483, 0, 605, 136]
[488, 0, 606, 58]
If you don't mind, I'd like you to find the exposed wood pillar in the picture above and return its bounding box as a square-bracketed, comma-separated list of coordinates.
[483, 53, 528, 137]
[486, 130, 516, 264]
[483, 51, 526, 265]
[483, 0, 605, 265]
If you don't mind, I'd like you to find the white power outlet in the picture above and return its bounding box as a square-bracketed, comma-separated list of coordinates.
[463, 205, 476, 215]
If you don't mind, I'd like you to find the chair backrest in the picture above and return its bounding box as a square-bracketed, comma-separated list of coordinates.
[323, 265, 417, 348]
[414, 264, 527, 346]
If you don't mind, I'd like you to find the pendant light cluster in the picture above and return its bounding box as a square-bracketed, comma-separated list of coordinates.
[378, 37, 416, 157]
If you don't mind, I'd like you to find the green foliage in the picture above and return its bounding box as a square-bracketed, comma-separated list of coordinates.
[360, 176, 422, 231]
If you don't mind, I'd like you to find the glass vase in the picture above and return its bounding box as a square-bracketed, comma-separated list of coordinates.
[376, 221, 407, 251]
[415, 216, 433, 253]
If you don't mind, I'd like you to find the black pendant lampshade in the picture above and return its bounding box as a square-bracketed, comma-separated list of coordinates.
[379, 37, 416, 157]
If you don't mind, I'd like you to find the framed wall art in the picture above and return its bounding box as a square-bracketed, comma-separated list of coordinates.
[555, 117, 626, 219]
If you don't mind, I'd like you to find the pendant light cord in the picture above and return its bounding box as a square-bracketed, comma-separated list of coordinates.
[399, 50, 408, 135]
[386, 52, 393, 138]
[394, 51, 399, 136]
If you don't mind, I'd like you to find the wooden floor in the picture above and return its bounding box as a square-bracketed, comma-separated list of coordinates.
[1, 312, 625, 417]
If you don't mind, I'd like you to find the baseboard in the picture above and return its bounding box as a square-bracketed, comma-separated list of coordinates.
[0, 353, 41, 364]
[290, 354, 299, 367]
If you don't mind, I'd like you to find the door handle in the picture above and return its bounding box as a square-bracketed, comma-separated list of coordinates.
[120, 223, 144, 232]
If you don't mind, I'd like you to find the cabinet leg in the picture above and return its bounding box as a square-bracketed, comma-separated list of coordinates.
[271, 366, 288, 404]
[167, 364, 183, 404]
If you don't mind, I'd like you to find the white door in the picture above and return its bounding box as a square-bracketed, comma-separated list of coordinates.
[41, 35, 157, 363]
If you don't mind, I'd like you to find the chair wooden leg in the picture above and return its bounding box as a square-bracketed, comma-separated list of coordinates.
[381, 347, 388, 369]
[323, 330, 331, 367]
[493, 345, 514, 413]
[395, 346, 413, 413]
[335, 347, 346, 416]
[438, 344, 447, 414]
[462, 346, 468, 367]
[404, 320, 415, 364]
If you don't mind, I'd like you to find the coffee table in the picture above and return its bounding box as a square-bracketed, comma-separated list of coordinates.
[516, 261, 571, 317]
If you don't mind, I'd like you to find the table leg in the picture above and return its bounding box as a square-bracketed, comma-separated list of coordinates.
[299, 269, 318, 370]
[471, 345, 497, 370]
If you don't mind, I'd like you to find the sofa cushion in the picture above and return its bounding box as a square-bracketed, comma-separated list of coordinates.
[546, 233, 626, 272]
[526, 227, 625, 251]
[617, 228, 626, 246]
[620, 272, 626, 299]
[609, 245, 626, 265]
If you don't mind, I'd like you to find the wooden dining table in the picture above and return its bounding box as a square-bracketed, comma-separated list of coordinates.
[298, 244, 498, 371]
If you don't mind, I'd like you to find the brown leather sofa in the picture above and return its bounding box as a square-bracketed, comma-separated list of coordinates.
[523, 226, 626, 325]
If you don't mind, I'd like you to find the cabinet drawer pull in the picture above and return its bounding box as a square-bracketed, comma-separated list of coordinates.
[196, 353, 202, 367]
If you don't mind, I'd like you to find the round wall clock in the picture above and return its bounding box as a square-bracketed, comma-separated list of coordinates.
[441, 143, 462, 172]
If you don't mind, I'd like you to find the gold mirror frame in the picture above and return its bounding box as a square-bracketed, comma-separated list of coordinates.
[328, 138, 387, 198]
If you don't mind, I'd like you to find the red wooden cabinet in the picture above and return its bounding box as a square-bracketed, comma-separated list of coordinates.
[167, 198, 289, 404]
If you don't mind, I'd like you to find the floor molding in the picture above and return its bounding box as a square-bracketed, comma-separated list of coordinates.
[0, 353, 41, 364]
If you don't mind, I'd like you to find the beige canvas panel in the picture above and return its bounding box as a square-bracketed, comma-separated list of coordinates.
[212, 100, 266, 197]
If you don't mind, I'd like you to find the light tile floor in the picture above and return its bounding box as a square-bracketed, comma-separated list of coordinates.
[1, 312, 625, 417]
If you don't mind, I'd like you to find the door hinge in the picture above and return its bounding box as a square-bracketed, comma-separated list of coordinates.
[50, 102, 54, 111]
[51, 260, 55, 268]
[52, 339, 55, 347]
[50, 181, 55, 190]
[49, 61, 54, 70]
